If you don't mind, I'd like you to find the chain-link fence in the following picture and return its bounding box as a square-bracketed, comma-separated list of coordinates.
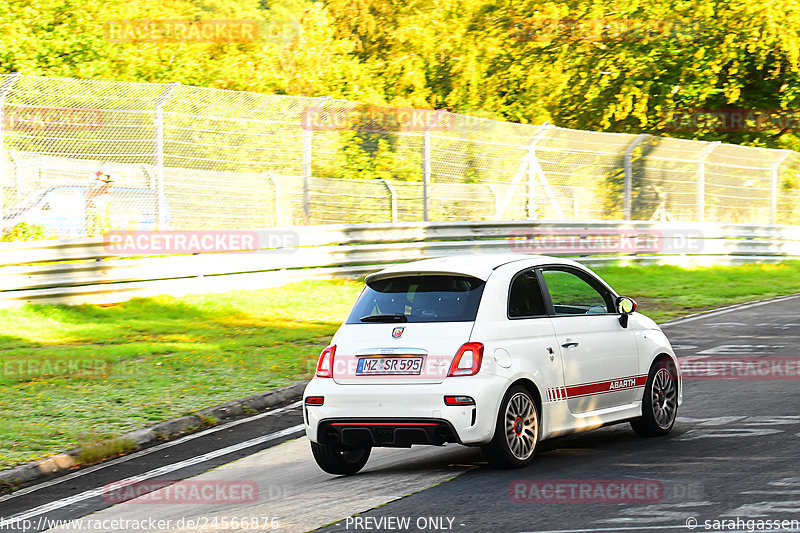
[2, 73, 799, 238]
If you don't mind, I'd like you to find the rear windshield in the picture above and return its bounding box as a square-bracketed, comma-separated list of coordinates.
[347, 275, 486, 324]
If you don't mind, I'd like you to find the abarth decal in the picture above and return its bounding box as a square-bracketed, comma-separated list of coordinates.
[546, 375, 648, 402]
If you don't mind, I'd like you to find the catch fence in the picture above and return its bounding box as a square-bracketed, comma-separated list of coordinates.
[1, 74, 799, 237]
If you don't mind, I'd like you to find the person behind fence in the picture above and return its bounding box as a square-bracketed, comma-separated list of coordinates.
[86, 165, 114, 236]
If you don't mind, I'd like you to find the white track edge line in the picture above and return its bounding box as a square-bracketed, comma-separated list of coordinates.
[6, 424, 305, 524]
[660, 293, 800, 326]
[0, 400, 302, 503]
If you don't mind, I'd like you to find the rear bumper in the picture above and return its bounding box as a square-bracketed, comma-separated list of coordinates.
[303, 376, 508, 446]
[317, 418, 460, 448]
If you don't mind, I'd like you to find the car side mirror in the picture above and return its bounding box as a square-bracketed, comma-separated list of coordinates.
[616, 296, 637, 328]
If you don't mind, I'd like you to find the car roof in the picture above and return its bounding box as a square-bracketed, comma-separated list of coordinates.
[365, 254, 584, 283]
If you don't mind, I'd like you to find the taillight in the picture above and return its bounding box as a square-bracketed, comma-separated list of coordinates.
[305, 396, 324, 405]
[448, 342, 484, 377]
[316, 345, 336, 378]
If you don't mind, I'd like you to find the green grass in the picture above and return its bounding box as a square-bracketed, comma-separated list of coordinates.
[0, 261, 799, 470]
[595, 261, 800, 322]
[0, 279, 362, 470]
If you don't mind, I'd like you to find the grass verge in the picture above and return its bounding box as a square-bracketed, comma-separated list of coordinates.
[1, 261, 799, 469]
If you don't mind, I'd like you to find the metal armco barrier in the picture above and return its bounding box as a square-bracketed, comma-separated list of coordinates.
[1, 220, 799, 307]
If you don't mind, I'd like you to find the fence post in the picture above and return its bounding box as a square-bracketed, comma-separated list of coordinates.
[695, 141, 719, 222]
[486, 183, 500, 219]
[0, 73, 20, 226]
[492, 122, 551, 220]
[302, 125, 312, 223]
[770, 150, 791, 225]
[422, 129, 431, 221]
[381, 179, 398, 223]
[527, 122, 551, 219]
[265, 173, 281, 226]
[303, 95, 330, 224]
[527, 149, 537, 220]
[154, 82, 178, 229]
[623, 134, 647, 220]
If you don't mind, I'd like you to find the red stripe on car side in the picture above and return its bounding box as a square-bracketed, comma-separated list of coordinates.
[565, 375, 647, 399]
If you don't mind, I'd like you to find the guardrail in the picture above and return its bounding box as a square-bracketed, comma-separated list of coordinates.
[1, 220, 799, 307]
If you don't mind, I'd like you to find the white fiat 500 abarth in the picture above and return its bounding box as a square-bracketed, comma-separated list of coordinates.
[303, 254, 681, 474]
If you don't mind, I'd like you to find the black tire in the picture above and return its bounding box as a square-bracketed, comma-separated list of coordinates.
[482, 385, 540, 468]
[631, 357, 679, 437]
[310, 441, 371, 475]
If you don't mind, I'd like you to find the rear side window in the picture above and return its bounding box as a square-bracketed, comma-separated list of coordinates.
[347, 275, 486, 323]
[508, 269, 547, 318]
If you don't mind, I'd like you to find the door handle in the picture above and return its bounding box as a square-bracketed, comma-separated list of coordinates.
[561, 340, 579, 349]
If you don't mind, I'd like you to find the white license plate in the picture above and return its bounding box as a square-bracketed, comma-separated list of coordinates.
[356, 357, 423, 375]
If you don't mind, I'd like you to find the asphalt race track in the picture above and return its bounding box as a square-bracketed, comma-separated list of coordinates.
[2, 295, 799, 533]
